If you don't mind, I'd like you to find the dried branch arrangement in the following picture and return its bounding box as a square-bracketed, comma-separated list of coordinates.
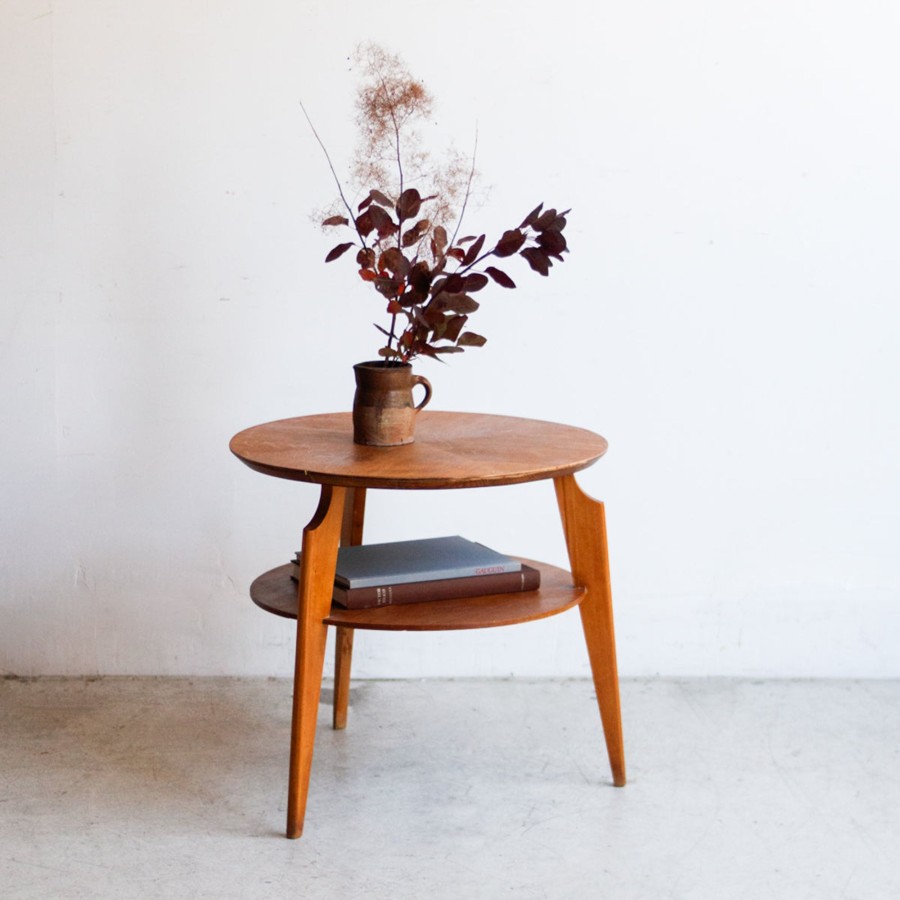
[308, 44, 570, 364]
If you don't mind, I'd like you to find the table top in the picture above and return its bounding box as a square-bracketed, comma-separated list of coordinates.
[230, 411, 607, 490]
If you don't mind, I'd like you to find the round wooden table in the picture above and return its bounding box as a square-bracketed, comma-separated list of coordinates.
[230, 411, 625, 838]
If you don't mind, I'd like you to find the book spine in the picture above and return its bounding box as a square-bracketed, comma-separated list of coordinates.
[333, 559, 523, 589]
[331, 565, 541, 609]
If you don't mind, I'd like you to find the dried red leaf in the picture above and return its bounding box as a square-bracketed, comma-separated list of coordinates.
[421, 304, 446, 329]
[408, 261, 433, 294]
[325, 242, 354, 263]
[379, 247, 410, 278]
[443, 273, 465, 293]
[533, 208, 558, 231]
[433, 225, 448, 253]
[435, 293, 480, 314]
[546, 214, 568, 232]
[485, 266, 516, 289]
[456, 331, 487, 347]
[447, 248, 466, 261]
[370, 189, 393, 207]
[443, 314, 468, 342]
[463, 273, 489, 292]
[368, 205, 396, 236]
[358, 268, 377, 282]
[322, 215, 349, 227]
[494, 229, 526, 257]
[433, 345, 464, 354]
[520, 246, 552, 275]
[396, 188, 422, 221]
[355, 210, 374, 237]
[374, 276, 403, 297]
[386, 300, 403, 314]
[537, 229, 567, 256]
[519, 203, 544, 229]
[402, 218, 430, 248]
[463, 234, 486, 267]
[399, 288, 426, 308]
[430, 315, 449, 342]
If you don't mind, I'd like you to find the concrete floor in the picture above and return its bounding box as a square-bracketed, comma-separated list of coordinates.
[1, 678, 898, 899]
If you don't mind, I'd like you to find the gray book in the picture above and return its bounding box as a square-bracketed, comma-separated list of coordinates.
[330, 535, 522, 589]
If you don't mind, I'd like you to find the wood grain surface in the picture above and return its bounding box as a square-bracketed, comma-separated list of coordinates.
[249, 559, 584, 631]
[230, 411, 607, 490]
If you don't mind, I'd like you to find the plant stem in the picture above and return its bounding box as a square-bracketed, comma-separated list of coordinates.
[376, 75, 406, 361]
[448, 129, 478, 251]
[299, 99, 367, 247]
[386, 313, 399, 362]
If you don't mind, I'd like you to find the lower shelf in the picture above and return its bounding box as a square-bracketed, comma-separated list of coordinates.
[249, 559, 585, 632]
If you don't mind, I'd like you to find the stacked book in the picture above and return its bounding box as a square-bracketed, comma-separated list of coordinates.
[290, 535, 540, 609]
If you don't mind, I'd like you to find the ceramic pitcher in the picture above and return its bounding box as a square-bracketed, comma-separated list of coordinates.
[352, 361, 433, 446]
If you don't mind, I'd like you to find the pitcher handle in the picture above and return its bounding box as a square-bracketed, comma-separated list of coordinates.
[412, 374, 432, 412]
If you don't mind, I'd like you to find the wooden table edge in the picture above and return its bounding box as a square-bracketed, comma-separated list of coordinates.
[249, 558, 585, 631]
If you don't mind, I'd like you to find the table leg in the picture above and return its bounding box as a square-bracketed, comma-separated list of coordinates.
[333, 488, 366, 730]
[554, 474, 626, 787]
[287, 484, 347, 839]
[332, 627, 354, 730]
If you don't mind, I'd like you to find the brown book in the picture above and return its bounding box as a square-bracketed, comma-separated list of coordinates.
[290, 562, 541, 609]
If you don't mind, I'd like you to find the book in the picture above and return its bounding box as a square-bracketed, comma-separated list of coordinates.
[311, 535, 523, 590]
[328, 564, 540, 609]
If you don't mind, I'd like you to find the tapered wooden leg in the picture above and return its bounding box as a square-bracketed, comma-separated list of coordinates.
[332, 627, 354, 730]
[555, 474, 626, 787]
[333, 488, 366, 730]
[287, 484, 347, 839]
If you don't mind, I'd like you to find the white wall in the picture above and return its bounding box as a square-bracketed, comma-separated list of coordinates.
[2, 0, 899, 678]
